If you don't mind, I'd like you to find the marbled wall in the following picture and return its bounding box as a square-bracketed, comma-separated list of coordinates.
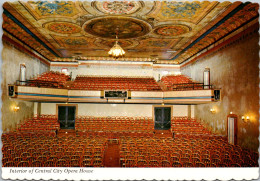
[1, 42, 49, 132]
[181, 32, 259, 151]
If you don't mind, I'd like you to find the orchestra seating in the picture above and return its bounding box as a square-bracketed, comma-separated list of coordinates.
[119, 135, 258, 167]
[161, 75, 203, 90]
[2, 133, 106, 167]
[172, 117, 212, 136]
[70, 76, 162, 91]
[2, 115, 258, 167]
[16, 114, 59, 133]
[27, 71, 70, 88]
[76, 116, 154, 135]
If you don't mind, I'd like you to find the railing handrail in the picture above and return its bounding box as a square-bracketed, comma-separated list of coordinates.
[168, 82, 213, 90]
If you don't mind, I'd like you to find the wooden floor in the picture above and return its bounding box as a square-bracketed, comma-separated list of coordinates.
[103, 140, 120, 167]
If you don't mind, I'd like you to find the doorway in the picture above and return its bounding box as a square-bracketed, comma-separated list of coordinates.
[154, 107, 171, 130]
[227, 113, 238, 145]
[58, 106, 76, 129]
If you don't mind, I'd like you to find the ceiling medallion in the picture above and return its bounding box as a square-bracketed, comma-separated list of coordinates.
[84, 17, 152, 39]
[154, 25, 191, 36]
[94, 1, 142, 15]
[45, 22, 81, 34]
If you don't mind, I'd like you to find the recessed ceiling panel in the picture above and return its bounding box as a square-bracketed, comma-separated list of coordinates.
[83, 17, 152, 39]
[154, 24, 191, 36]
[94, 39, 138, 49]
[93, 1, 142, 15]
[44, 22, 82, 34]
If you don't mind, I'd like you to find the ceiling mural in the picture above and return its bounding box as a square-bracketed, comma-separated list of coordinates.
[94, 39, 137, 49]
[93, 1, 142, 15]
[154, 24, 191, 36]
[137, 38, 179, 50]
[30, 1, 76, 16]
[22, 1, 85, 19]
[53, 36, 94, 49]
[83, 17, 152, 39]
[45, 22, 82, 34]
[148, 1, 218, 24]
[2, 1, 259, 64]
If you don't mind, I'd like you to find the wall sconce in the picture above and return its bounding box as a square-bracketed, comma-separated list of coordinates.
[230, 112, 233, 114]
[242, 116, 250, 123]
[210, 108, 216, 114]
[13, 106, 20, 112]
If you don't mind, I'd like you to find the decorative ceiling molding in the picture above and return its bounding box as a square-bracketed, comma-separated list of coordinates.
[172, 2, 259, 63]
[2, 1, 258, 64]
[3, 32, 50, 66]
[181, 21, 259, 68]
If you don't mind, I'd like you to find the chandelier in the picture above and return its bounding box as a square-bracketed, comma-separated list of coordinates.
[108, 35, 125, 59]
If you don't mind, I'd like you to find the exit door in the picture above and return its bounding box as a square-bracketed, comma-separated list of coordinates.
[154, 107, 171, 130]
[227, 114, 238, 145]
[58, 106, 76, 129]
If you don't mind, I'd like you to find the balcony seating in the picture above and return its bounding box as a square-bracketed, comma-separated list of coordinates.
[27, 71, 70, 88]
[161, 75, 203, 90]
[70, 76, 162, 91]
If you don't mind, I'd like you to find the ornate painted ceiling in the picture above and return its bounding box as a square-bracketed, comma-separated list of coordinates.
[2, 1, 259, 64]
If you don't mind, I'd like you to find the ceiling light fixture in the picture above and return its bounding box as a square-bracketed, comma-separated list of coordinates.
[108, 29, 125, 59]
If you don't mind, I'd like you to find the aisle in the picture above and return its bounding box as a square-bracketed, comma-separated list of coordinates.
[103, 141, 120, 167]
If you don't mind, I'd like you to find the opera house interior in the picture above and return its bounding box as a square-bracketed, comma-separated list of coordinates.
[1, 1, 259, 168]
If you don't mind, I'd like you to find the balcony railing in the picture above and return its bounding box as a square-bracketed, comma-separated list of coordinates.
[167, 83, 213, 91]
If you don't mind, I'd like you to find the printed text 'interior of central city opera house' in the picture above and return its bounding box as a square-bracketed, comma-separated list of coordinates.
[1, 1, 259, 168]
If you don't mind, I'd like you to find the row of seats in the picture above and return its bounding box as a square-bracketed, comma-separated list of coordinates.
[2, 133, 106, 167]
[70, 76, 162, 91]
[76, 116, 154, 133]
[27, 71, 70, 88]
[21, 71, 209, 91]
[119, 135, 258, 167]
[15, 115, 211, 136]
[161, 75, 203, 90]
[2, 132, 258, 167]
[16, 115, 59, 132]
[172, 117, 212, 135]
[75, 116, 212, 136]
